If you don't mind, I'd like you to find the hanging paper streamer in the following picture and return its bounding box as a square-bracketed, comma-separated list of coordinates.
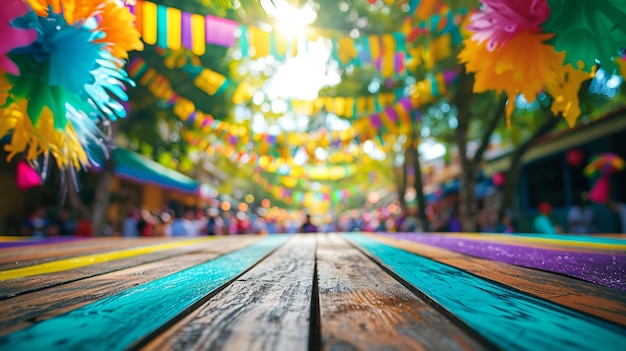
[130, 58, 454, 161]
[1, 0, 142, 172]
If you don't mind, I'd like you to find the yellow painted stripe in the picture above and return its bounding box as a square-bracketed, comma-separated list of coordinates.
[142, 1, 157, 45]
[0, 236, 26, 242]
[0, 237, 218, 281]
[191, 13, 205, 55]
[450, 233, 626, 251]
[167, 7, 182, 50]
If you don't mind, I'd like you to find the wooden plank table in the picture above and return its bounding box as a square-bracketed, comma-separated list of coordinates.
[0, 233, 624, 350]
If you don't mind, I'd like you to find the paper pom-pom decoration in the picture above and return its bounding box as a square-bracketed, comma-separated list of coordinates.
[543, 0, 626, 72]
[16, 160, 42, 191]
[467, 0, 550, 51]
[544, 63, 593, 127]
[458, 31, 563, 117]
[1, 0, 142, 174]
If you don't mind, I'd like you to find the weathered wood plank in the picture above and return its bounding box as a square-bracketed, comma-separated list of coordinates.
[368, 233, 626, 327]
[0, 236, 263, 336]
[0, 235, 288, 351]
[144, 234, 316, 351]
[317, 233, 485, 351]
[0, 237, 226, 298]
[347, 234, 626, 351]
[0, 238, 175, 270]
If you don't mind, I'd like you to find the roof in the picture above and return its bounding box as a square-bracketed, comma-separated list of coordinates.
[112, 148, 199, 194]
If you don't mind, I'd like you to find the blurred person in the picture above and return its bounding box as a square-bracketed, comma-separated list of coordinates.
[75, 213, 93, 237]
[236, 211, 250, 234]
[299, 214, 318, 233]
[137, 208, 154, 237]
[534, 202, 562, 234]
[567, 195, 595, 234]
[496, 214, 516, 234]
[609, 201, 626, 233]
[122, 209, 140, 237]
[56, 209, 76, 236]
[221, 211, 232, 235]
[22, 207, 51, 238]
[447, 208, 462, 232]
[192, 209, 207, 236]
[170, 210, 195, 236]
[206, 208, 220, 235]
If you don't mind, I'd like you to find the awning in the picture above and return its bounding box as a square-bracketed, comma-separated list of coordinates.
[112, 149, 199, 194]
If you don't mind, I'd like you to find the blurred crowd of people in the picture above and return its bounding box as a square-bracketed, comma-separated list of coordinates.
[14, 194, 626, 238]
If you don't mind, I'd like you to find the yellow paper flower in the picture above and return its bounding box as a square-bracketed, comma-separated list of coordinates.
[616, 57, 626, 78]
[459, 30, 564, 117]
[545, 64, 593, 127]
[0, 74, 10, 106]
[0, 100, 88, 169]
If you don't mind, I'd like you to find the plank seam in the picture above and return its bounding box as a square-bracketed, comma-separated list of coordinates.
[341, 234, 503, 351]
[308, 235, 321, 351]
[0, 245, 228, 300]
[370, 233, 626, 328]
[126, 235, 292, 351]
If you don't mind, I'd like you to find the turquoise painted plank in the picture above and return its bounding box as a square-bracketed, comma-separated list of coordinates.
[0, 236, 288, 351]
[346, 234, 626, 351]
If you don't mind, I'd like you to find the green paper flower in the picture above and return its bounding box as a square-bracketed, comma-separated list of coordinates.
[544, 0, 626, 72]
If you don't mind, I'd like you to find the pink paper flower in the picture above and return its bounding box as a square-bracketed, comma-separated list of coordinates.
[467, 0, 550, 51]
[0, 0, 37, 75]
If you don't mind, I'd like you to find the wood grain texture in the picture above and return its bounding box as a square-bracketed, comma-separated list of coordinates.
[367, 233, 626, 327]
[317, 234, 485, 351]
[0, 237, 223, 298]
[0, 236, 288, 351]
[347, 234, 626, 351]
[144, 234, 316, 351]
[0, 236, 263, 336]
[0, 238, 172, 270]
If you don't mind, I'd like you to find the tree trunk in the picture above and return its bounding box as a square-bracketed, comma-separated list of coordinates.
[92, 156, 114, 236]
[498, 114, 562, 222]
[396, 148, 408, 212]
[407, 125, 428, 231]
[66, 174, 84, 216]
[410, 146, 428, 232]
[453, 68, 479, 232]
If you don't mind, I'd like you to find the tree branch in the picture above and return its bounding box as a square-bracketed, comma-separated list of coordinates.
[472, 94, 507, 167]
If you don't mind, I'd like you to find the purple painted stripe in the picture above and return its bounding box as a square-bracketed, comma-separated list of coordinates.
[384, 233, 626, 291]
[0, 237, 85, 249]
[181, 12, 193, 50]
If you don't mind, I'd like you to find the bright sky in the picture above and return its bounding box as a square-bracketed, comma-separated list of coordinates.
[260, 0, 340, 100]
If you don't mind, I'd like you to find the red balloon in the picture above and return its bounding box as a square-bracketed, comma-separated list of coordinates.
[566, 149, 585, 167]
[492, 172, 505, 187]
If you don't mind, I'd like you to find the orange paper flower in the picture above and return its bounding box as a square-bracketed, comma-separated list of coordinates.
[96, 0, 143, 60]
[26, 0, 143, 61]
[459, 30, 564, 117]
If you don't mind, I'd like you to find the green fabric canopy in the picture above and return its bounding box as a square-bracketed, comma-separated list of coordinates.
[112, 149, 199, 194]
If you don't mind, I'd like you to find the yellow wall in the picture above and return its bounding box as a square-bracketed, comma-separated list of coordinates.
[142, 183, 165, 210]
